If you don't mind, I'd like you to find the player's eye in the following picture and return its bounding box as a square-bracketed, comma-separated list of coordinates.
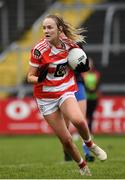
[43, 26, 46, 30]
[47, 25, 53, 29]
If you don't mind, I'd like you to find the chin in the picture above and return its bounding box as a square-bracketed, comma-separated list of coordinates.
[49, 40, 55, 45]
[47, 38, 53, 43]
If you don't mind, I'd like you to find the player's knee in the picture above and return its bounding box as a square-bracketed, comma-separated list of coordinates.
[63, 136, 73, 149]
[74, 119, 87, 129]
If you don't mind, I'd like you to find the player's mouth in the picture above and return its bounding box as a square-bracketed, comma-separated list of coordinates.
[45, 35, 51, 38]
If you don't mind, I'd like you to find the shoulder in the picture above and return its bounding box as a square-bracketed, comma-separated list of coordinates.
[60, 36, 78, 49]
[31, 39, 50, 59]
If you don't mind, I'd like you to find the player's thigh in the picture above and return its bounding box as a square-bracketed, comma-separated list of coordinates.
[44, 109, 72, 141]
[63, 114, 70, 128]
[78, 99, 87, 117]
[60, 97, 83, 123]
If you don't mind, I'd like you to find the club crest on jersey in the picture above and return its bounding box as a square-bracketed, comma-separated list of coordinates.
[33, 49, 42, 59]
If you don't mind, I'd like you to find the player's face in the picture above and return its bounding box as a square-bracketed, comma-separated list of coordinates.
[43, 18, 60, 45]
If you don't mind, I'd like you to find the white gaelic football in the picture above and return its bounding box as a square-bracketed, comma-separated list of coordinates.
[67, 48, 87, 70]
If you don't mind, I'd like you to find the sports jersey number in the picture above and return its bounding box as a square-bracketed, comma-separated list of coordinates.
[54, 62, 67, 77]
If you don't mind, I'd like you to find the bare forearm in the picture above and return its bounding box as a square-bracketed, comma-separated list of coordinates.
[27, 74, 38, 84]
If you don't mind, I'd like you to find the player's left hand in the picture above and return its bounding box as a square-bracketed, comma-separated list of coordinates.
[75, 58, 90, 72]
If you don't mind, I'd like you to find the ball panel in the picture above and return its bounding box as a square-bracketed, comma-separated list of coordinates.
[67, 48, 87, 70]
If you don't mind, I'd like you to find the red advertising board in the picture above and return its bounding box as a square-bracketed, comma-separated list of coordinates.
[0, 96, 125, 135]
[92, 96, 125, 134]
[0, 97, 76, 135]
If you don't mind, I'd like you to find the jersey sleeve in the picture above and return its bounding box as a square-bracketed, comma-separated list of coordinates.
[29, 48, 43, 67]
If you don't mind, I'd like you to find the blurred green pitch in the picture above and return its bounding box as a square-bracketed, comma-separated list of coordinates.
[0, 135, 125, 179]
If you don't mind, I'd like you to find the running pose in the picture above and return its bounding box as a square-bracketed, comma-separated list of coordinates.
[27, 14, 107, 176]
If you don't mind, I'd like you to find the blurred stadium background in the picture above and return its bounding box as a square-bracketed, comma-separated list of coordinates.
[0, 0, 125, 135]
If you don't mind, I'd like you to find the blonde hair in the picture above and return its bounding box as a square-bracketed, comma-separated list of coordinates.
[45, 14, 86, 43]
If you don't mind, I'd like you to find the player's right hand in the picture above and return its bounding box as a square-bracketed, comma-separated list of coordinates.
[38, 65, 48, 83]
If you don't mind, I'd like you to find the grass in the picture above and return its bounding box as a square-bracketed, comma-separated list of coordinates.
[0, 135, 125, 179]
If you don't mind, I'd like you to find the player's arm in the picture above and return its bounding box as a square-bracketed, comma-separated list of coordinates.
[37, 64, 48, 82]
[28, 48, 48, 83]
[75, 42, 90, 73]
[27, 65, 48, 83]
[75, 58, 90, 73]
[27, 65, 38, 83]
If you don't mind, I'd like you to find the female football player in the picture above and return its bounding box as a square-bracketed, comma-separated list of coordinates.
[27, 14, 107, 176]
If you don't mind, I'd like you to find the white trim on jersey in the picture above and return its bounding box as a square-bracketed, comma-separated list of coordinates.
[49, 58, 67, 67]
[29, 61, 39, 67]
[34, 39, 50, 55]
[42, 77, 75, 92]
[35, 39, 46, 49]
[49, 46, 65, 56]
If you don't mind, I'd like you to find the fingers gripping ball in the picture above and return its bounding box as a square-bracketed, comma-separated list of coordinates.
[67, 48, 89, 72]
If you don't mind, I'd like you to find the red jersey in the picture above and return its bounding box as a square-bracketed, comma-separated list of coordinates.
[29, 38, 78, 98]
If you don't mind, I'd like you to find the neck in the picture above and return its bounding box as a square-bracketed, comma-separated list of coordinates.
[50, 38, 60, 47]
[52, 39, 65, 49]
